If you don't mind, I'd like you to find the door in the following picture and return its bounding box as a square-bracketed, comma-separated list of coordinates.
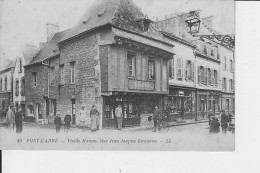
[71, 99, 76, 125]
[36, 104, 42, 119]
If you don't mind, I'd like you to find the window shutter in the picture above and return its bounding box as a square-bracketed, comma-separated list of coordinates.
[185, 60, 188, 80]
[169, 59, 172, 78]
[198, 66, 201, 84]
[192, 62, 194, 81]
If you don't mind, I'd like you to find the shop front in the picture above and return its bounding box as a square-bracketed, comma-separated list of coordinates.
[197, 90, 221, 119]
[221, 93, 235, 115]
[166, 87, 196, 121]
[102, 92, 163, 129]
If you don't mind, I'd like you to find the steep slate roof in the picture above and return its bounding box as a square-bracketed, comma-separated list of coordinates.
[26, 29, 70, 66]
[60, 0, 167, 44]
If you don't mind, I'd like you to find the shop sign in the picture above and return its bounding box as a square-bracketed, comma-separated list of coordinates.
[178, 91, 184, 96]
[128, 79, 154, 91]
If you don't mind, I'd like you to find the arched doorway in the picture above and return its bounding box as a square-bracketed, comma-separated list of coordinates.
[36, 104, 42, 119]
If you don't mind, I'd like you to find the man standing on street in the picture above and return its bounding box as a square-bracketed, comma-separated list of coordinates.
[221, 110, 229, 134]
[54, 112, 62, 134]
[153, 106, 161, 132]
[15, 106, 24, 134]
[64, 111, 72, 133]
[115, 104, 123, 130]
[5, 105, 15, 132]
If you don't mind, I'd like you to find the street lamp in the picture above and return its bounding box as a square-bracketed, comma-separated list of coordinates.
[185, 12, 235, 49]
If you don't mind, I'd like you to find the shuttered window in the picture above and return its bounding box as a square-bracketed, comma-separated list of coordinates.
[177, 58, 183, 80]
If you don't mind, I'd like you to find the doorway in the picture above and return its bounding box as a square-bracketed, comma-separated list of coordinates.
[36, 104, 42, 119]
[71, 99, 76, 125]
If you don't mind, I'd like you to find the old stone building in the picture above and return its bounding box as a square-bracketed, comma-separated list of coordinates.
[24, 0, 174, 128]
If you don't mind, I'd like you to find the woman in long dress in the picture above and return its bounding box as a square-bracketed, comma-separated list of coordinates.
[90, 105, 99, 132]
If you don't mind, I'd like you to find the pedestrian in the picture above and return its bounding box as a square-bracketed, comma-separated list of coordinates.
[90, 105, 99, 132]
[54, 112, 62, 134]
[220, 110, 229, 134]
[209, 117, 220, 133]
[15, 106, 24, 134]
[79, 106, 87, 132]
[228, 113, 233, 126]
[115, 104, 123, 130]
[64, 111, 72, 133]
[5, 106, 15, 132]
[208, 111, 213, 126]
[153, 106, 161, 132]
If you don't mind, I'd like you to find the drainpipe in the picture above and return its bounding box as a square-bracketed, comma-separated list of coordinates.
[42, 61, 50, 124]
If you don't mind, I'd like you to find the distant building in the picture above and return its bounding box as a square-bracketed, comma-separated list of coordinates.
[24, 0, 174, 128]
[155, 10, 235, 119]
[0, 60, 15, 117]
[12, 44, 39, 113]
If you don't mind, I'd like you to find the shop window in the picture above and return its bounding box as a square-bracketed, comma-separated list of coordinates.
[70, 61, 76, 84]
[127, 52, 136, 77]
[32, 72, 37, 87]
[15, 79, 19, 96]
[148, 59, 155, 80]
[59, 64, 65, 85]
[177, 58, 183, 80]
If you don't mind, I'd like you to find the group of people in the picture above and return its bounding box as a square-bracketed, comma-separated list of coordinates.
[5, 105, 24, 134]
[54, 105, 100, 133]
[209, 110, 233, 134]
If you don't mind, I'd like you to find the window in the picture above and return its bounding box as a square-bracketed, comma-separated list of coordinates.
[177, 58, 183, 80]
[148, 60, 155, 80]
[21, 78, 25, 96]
[198, 66, 204, 84]
[222, 77, 227, 91]
[15, 79, 19, 96]
[208, 68, 211, 85]
[4, 76, 7, 91]
[230, 60, 233, 72]
[50, 66, 55, 86]
[217, 51, 220, 59]
[18, 59, 22, 73]
[185, 60, 194, 81]
[214, 70, 218, 86]
[203, 45, 207, 54]
[223, 57, 227, 70]
[229, 79, 234, 91]
[32, 72, 37, 87]
[169, 57, 175, 79]
[211, 69, 214, 86]
[59, 64, 65, 85]
[204, 68, 208, 85]
[210, 50, 214, 57]
[0, 77, 2, 91]
[70, 61, 76, 83]
[127, 52, 136, 77]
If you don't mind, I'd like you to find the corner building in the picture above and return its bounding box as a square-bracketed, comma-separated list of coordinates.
[25, 0, 174, 129]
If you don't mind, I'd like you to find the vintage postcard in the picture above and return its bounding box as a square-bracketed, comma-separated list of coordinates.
[0, 0, 235, 150]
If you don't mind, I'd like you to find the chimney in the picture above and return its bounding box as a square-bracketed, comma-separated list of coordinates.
[46, 23, 60, 42]
[202, 16, 214, 29]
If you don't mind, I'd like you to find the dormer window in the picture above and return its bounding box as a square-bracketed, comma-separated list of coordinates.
[137, 16, 153, 32]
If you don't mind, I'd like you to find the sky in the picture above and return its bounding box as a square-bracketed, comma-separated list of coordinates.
[0, 0, 235, 69]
